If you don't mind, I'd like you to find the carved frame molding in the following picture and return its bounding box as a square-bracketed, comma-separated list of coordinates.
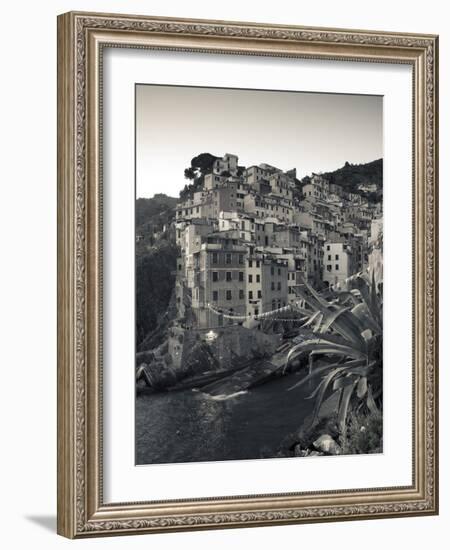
[57, 12, 438, 538]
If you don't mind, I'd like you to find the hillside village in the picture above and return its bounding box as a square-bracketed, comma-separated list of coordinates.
[135, 153, 383, 391]
[136, 152, 384, 460]
[173, 153, 382, 333]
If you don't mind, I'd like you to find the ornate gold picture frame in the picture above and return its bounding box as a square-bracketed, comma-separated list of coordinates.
[57, 11, 438, 538]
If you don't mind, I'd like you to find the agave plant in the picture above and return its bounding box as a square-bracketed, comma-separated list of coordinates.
[286, 273, 383, 438]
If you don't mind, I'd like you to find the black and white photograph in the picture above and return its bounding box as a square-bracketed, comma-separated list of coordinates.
[0, 0, 442, 544]
[135, 84, 383, 465]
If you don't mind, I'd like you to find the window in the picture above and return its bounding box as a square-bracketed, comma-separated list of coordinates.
[327, 245, 330, 251]
[226, 253, 232, 264]
[239, 271, 244, 282]
[256, 260, 260, 268]
[226, 271, 232, 282]
[271, 282, 275, 291]
[257, 290, 262, 299]
[239, 289, 244, 299]
[271, 266, 274, 276]
[239, 254, 244, 264]
[226, 290, 232, 300]
[328, 254, 331, 261]
[256, 274, 260, 283]
[255, 308, 259, 316]
[212, 290, 218, 301]
[327, 265, 332, 272]
[212, 252, 218, 264]
[335, 254, 339, 260]
[335, 264, 339, 270]
[249, 291, 253, 300]
[248, 259, 253, 268]
[212, 271, 218, 282]
[277, 282, 281, 291]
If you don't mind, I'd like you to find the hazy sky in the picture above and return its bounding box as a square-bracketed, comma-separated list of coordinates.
[136, 84, 382, 199]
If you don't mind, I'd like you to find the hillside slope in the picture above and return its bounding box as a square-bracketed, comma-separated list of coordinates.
[322, 158, 383, 194]
[136, 194, 179, 348]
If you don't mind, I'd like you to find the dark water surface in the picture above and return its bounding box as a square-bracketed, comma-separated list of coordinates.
[136, 371, 315, 465]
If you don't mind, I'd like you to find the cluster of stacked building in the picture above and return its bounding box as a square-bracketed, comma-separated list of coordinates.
[174, 153, 382, 330]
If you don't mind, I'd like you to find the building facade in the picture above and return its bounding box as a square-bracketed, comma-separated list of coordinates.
[173, 153, 382, 329]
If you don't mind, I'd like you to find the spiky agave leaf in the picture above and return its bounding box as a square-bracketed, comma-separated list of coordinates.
[288, 274, 383, 441]
[344, 362, 376, 378]
[288, 358, 366, 391]
[338, 379, 359, 434]
[325, 308, 369, 351]
[305, 331, 355, 348]
[366, 385, 380, 415]
[292, 306, 316, 318]
[285, 339, 367, 371]
[298, 275, 331, 309]
[319, 306, 351, 333]
[302, 310, 322, 329]
[350, 274, 382, 329]
[333, 373, 359, 391]
[297, 281, 370, 351]
[293, 283, 325, 313]
[335, 291, 360, 307]
[351, 302, 381, 335]
[356, 376, 368, 398]
[309, 368, 349, 428]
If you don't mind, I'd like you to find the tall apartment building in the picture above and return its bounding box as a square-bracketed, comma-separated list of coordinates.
[246, 256, 288, 318]
[244, 165, 269, 185]
[303, 173, 330, 201]
[187, 234, 248, 329]
[213, 153, 239, 176]
[176, 185, 239, 222]
[218, 212, 255, 242]
[204, 173, 224, 190]
[276, 251, 307, 303]
[304, 231, 325, 286]
[323, 239, 356, 289]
